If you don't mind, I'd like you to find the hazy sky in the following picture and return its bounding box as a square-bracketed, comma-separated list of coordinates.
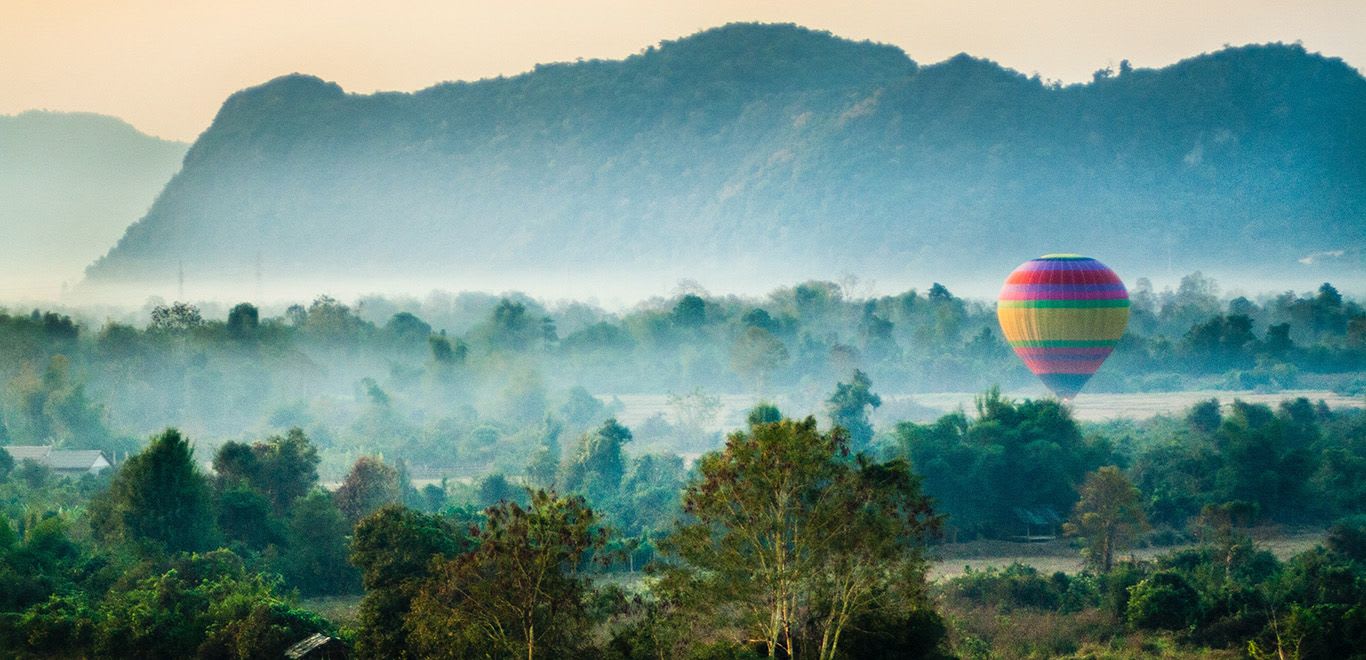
[3, 0, 1363, 141]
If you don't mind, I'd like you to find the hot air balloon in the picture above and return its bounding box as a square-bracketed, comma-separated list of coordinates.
[997, 254, 1129, 400]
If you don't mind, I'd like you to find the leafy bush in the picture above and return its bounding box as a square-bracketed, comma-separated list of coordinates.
[1126, 571, 1201, 630]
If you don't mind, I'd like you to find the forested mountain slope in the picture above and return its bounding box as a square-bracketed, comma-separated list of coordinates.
[81, 23, 1366, 297]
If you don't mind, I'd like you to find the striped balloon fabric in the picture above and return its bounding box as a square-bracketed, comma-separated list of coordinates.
[997, 254, 1130, 399]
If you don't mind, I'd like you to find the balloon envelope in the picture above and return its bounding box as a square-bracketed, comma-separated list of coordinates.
[997, 254, 1129, 399]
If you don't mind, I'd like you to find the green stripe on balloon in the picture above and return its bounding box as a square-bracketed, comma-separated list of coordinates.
[998, 299, 1131, 309]
[1007, 339, 1120, 348]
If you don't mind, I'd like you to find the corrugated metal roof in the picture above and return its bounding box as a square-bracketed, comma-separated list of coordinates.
[285, 633, 338, 659]
[2, 446, 110, 471]
[1013, 506, 1063, 526]
[45, 450, 110, 471]
[2, 445, 51, 462]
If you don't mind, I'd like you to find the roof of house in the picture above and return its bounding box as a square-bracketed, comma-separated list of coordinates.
[285, 633, 340, 659]
[1013, 506, 1063, 526]
[2, 446, 110, 471]
[2, 445, 51, 462]
[45, 450, 110, 471]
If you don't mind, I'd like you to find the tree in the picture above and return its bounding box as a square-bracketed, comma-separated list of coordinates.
[334, 456, 402, 522]
[731, 327, 789, 393]
[1187, 398, 1222, 434]
[562, 418, 632, 504]
[149, 302, 203, 333]
[267, 490, 356, 597]
[98, 428, 216, 554]
[826, 369, 881, 451]
[1065, 466, 1149, 572]
[483, 299, 545, 351]
[384, 312, 432, 346]
[525, 419, 562, 488]
[747, 402, 783, 426]
[475, 473, 526, 508]
[407, 490, 605, 659]
[1183, 314, 1257, 370]
[96, 550, 330, 658]
[1263, 322, 1294, 356]
[666, 417, 939, 659]
[253, 428, 321, 513]
[616, 453, 687, 537]
[1125, 570, 1200, 630]
[350, 505, 471, 659]
[216, 485, 282, 550]
[429, 332, 467, 365]
[213, 428, 320, 515]
[898, 389, 1109, 538]
[213, 440, 261, 488]
[3, 356, 127, 453]
[226, 302, 259, 339]
[558, 386, 607, 429]
[1213, 401, 1318, 521]
[742, 307, 780, 333]
[302, 295, 370, 342]
[671, 294, 707, 328]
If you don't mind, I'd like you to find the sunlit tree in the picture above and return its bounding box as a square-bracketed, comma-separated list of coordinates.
[1065, 466, 1148, 572]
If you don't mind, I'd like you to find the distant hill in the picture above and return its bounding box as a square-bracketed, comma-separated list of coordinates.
[0, 111, 187, 299]
[81, 24, 1366, 300]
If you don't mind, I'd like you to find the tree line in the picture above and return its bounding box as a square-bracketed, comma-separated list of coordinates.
[2, 379, 1364, 657]
[0, 275, 1359, 478]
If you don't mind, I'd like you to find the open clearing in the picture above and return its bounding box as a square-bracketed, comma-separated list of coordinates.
[928, 529, 1327, 581]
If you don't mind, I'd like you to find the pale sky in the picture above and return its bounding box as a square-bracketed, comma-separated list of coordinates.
[3, 0, 1363, 142]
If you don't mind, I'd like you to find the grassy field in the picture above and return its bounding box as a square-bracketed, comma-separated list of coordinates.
[302, 530, 1328, 614]
[927, 528, 1327, 581]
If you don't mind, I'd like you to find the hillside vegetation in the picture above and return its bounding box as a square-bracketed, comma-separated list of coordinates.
[81, 24, 1366, 297]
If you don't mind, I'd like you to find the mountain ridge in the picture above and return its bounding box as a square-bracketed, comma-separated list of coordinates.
[80, 23, 1366, 300]
[0, 111, 187, 300]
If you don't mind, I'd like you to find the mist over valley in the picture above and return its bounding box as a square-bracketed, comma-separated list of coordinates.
[3, 16, 1366, 660]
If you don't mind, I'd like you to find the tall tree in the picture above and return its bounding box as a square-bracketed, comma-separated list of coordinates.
[1064, 466, 1149, 572]
[254, 428, 321, 513]
[731, 326, 790, 394]
[407, 490, 604, 659]
[562, 418, 632, 504]
[212, 428, 320, 514]
[666, 416, 939, 659]
[98, 428, 216, 554]
[334, 456, 402, 523]
[525, 418, 562, 488]
[226, 302, 260, 339]
[350, 505, 470, 659]
[279, 490, 359, 596]
[826, 369, 881, 451]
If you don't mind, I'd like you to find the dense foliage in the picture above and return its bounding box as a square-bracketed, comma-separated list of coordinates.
[0, 274, 1359, 486]
[0, 278, 1361, 657]
[937, 516, 1366, 658]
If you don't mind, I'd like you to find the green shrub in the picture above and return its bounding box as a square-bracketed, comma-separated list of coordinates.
[1126, 571, 1200, 630]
